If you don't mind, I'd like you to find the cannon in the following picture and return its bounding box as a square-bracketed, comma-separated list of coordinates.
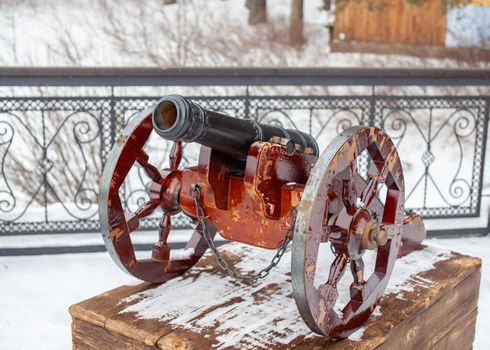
[99, 95, 426, 339]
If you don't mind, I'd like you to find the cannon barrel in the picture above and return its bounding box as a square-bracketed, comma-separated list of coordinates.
[152, 94, 318, 161]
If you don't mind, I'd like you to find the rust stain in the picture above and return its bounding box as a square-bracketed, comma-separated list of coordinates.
[116, 135, 127, 145]
[111, 227, 124, 241]
[305, 264, 315, 274]
[231, 208, 241, 222]
[317, 299, 327, 329]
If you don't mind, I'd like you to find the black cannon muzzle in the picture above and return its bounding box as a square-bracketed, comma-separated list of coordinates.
[152, 94, 318, 161]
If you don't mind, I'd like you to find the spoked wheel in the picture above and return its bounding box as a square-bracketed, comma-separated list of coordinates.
[292, 126, 404, 339]
[99, 109, 216, 283]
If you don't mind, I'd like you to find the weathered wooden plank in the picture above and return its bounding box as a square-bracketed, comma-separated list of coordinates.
[71, 244, 481, 350]
[430, 308, 478, 350]
[72, 318, 158, 350]
[376, 270, 480, 349]
[70, 283, 151, 328]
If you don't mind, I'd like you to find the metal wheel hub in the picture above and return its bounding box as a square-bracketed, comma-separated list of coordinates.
[346, 209, 371, 260]
[330, 207, 387, 269]
[158, 170, 182, 215]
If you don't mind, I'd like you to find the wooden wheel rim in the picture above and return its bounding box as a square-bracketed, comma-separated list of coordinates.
[99, 109, 215, 283]
[292, 126, 405, 339]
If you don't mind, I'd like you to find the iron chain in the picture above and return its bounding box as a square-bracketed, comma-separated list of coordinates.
[189, 183, 297, 282]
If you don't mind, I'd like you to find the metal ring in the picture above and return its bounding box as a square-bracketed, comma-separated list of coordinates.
[189, 183, 201, 198]
[249, 118, 264, 141]
[291, 128, 307, 151]
[275, 125, 290, 139]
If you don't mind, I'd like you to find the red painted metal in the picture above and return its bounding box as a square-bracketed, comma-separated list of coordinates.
[100, 97, 426, 340]
[178, 143, 316, 248]
[291, 126, 415, 339]
[100, 112, 216, 284]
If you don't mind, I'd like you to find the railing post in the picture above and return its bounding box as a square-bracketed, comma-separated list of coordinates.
[109, 86, 116, 151]
[483, 97, 490, 235]
[41, 110, 48, 223]
[244, 86, 250, 119]
[369, 85, 376, 127]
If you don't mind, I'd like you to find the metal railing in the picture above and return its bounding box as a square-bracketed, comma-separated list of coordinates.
[0, 68, 489, 255]
[0, 67, 488, 86]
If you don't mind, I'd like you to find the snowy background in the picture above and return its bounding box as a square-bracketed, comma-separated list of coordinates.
[1, 0, 489, 69]
[0, 0, 489, 349]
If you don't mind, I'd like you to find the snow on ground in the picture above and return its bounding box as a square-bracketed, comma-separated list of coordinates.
[0, 235, 489, 350]
[0, 0, 488, 69]
[0, 251, 136, 349]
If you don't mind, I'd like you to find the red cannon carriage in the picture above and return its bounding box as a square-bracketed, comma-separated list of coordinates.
[99, 95, 426, 339]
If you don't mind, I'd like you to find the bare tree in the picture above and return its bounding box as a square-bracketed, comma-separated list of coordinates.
[290, 0, 304, 46]
[322, 0, 332, 10]
[246, 0, 267, 25]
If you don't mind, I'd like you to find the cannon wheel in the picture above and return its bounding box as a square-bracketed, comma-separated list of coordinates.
[292, 126, 404, 339]
[99, 109, 215, 283]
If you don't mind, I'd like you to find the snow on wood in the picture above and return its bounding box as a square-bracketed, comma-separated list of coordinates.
[119, 242, 454, 348]
[169, 248, 195, 261]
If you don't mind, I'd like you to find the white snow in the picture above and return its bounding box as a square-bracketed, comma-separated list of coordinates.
[0, 229, 224, 248]
[119, 243, 454, 348]
[169, 247, 195, 261]
[0, 252, 137, 350]
[0, 0, 488, 70]
[348, 326, 365, 342]
[1, 236, 488, 349]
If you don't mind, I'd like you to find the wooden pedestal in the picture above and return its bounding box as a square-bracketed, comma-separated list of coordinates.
[70, 243, 481, 350]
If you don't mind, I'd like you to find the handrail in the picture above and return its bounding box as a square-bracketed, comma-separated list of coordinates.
[0, 67, 488, 86]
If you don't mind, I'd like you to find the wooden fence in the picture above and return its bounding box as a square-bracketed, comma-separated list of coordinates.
[333, 0, 447, 46]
